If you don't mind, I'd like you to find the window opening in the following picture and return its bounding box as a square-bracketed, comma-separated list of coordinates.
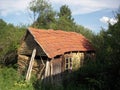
[65, 57, 72, 72]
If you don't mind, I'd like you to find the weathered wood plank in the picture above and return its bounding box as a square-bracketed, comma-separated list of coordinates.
[44, 60, 50, 78]
[25, 48, 36, 81]
[50, 62, 53, 83]
[37, 59, 45, 79]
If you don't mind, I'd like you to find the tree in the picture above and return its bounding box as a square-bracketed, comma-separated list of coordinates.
[59, 5, 72, 19]
[55, 5, 76, 31]
[28, 0, 56, 29]
[36, 8, 56, 29]
[28, 2, 95, 42]
[102, 11, 120, 90]
[91, 10, 120, 90]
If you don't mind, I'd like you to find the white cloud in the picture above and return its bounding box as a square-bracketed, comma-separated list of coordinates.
[0, 0, 30, 16]
[0, 0, 120, 16]
[50, 0, 120, 15]
[100, 17, 109, 24]
[100, 16, 118, 25]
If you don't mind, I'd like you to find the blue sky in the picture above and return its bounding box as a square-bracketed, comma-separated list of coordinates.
[0, 0, 120, 33]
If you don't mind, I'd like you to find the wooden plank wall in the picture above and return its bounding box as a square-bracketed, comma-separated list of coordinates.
[50, 57, 62, 83]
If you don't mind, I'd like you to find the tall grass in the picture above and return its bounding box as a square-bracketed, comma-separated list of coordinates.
[0, 67, 33, 90]
[0, 60, 113, 90]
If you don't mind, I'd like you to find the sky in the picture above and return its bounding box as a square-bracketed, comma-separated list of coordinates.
[0, 0, 120, 33]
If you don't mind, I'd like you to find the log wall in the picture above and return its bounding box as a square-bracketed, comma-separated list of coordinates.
[17, 31, 47, 78]
[18, 31, 46, 56]
[18, 54, 46, 79]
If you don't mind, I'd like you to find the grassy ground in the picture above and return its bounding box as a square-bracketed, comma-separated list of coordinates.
[0, 67, 89, 90]
[0, 67, 34, 90]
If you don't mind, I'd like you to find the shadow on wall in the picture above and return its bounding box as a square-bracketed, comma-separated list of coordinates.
[33, 60, 98, 90]
[33, 70, 73, 90]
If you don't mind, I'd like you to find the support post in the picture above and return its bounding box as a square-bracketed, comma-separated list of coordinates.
[51, 62, 53, 83]
[44, 60, 50, 83]
[37, 58, 45, 79]
[25, 48, 36, 81]
[44, 60, 50, 78]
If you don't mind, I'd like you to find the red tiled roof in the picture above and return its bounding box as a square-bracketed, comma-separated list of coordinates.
[28, 27, 95, 58]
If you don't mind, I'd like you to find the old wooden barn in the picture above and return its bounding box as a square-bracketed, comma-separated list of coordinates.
[17, 27, 95, 82]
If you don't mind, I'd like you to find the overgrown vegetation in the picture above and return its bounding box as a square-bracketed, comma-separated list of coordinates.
[0, 19, 26, 66]
[0, 67, 34, 90]
[0, 0, 120, 89]
[28, 0, 93, 39]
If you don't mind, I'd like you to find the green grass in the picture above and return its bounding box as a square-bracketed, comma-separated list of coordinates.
[0, 67, 33, 90]
[0, 67, 91, 90]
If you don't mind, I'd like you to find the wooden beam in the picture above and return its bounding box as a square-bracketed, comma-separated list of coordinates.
[25, 48, 36, 81]
[44, 60, 50, 78]
[51, 62, 53, 83]
[37, 58, 45, 79]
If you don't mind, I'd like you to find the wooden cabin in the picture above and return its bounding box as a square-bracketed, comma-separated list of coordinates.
[17, 27, 95, 82]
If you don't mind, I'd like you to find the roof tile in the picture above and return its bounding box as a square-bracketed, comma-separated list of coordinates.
[28, 27, 95, 58]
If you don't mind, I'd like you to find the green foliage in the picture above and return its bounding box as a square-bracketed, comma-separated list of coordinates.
[0, 67, 34, 90]
[52, 5, 76, 31]
[59, 10, 120, 90]
[29, 0, 50, 14]
[29, 0, 56, 29]
[29, 1, 95, 40]
[90, 10, 120, 90]
[36, 9, 56, 29]
[75, 25, 95, 41]
[0, 19, 26, 65]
